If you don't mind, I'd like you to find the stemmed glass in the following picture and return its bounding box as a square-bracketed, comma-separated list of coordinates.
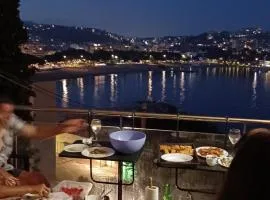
[228, 128, 241, 145]
[91, 119, 102, 146]
[228, 128, 241, 157]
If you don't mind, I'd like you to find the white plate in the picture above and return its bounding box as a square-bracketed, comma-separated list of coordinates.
[218, 156, 233, 168]
[196, 146, 228, 158]
[161, 153, 193, 162]
[81, 147, 115, 158]
[64, 144, 89, 153]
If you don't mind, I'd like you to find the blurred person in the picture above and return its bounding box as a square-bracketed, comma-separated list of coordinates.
[0, 95, 87, 198]
[217, 128, 270, 200]
[233, 128, 269, 151]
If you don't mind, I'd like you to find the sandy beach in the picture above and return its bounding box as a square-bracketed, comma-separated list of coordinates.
[32, 64, 161, 82]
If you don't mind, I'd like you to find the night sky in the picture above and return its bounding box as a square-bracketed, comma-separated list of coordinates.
[20, 0, 270, 37]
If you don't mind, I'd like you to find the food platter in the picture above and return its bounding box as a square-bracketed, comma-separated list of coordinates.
[218, 156, 233, 168]
[161, 153, 193, 163]
[81, 147, 115, 158]
[160, 144, 194, 156]
[196, 146, 228, 158]
[157, 143, 199, 168]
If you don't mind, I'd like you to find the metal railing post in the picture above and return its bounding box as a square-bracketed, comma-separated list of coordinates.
[224, 117, 229, 148]
[176, 113, 180, 137]
[87, 110, 93, 137]
[120, 115, 123, 130]
[243, 123, 247, 135]
[132, 112, 135, 130]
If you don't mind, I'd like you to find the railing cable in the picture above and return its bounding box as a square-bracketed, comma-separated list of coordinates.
[0, 70, 85, 107]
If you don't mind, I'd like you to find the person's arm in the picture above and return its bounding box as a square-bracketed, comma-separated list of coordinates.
[0, 185, 33, 198]
[0, 184, 50, 198]
[0, 168, 20, 186]
[19, 119, 87, 140]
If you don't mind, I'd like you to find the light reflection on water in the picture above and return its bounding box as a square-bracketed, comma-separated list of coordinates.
[147, 71, 153, 101]
[251, 72, 257, 108]
[61, 79, 68, 107]
[77, 78, 84, 103]
[56, 66, 270, 119]
[179, 72, 185, 105]
[94, 75, 105, 104]
[110, 74, 118, 104]
[161, 71, 166, 102]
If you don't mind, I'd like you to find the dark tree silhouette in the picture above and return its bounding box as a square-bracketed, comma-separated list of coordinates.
[0, 0, 35, 115]
[0, 0, 37, 169]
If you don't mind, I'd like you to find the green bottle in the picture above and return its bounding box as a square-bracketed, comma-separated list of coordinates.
[163, 184, 172, 200]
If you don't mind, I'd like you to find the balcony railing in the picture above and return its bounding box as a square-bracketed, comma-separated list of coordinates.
[14, 105, 270, 199]
[16, 105, 270, 132]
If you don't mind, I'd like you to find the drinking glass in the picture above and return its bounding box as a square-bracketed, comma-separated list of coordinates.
[228, 128, 241, 145]
[91, 119, 101, 143]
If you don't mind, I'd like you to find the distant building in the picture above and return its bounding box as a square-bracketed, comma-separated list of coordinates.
[231, 39, 241, 50]
[260, 60, 270, 67]
[20, 42, 50, 57]
[70, 43, 84, 50]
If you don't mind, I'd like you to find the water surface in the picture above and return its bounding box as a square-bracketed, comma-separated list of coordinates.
[56, 66, 270, 119]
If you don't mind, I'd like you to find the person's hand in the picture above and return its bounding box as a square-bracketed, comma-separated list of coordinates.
[31, 183, 50, 197]
[1, 171, 20, 186]
[58, 119, 87, 134]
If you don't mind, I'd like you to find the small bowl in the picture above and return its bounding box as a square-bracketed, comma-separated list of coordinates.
[206, 155, 218, 166]
[109, 130, 146, 154]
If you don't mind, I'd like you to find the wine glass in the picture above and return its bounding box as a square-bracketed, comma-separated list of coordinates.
[91, 119, 102, 145]
[228, 128, 241, 145]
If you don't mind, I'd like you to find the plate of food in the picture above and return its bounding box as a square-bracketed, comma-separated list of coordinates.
[63, 144, 89, 153]
[196, 146, 228, 158]
[160, 144, 194, 156]
[161, 153, 193, 162]
[218, 156, 233, 168]
[81, 147, 115, 158]
[53, 180, 93, 200]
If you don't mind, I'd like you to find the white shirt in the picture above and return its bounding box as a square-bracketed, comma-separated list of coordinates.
[0, 114, 25, 170]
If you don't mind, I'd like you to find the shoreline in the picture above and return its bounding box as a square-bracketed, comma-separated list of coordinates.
[32, 62, 256, 82]
[32, 64, 162, 82]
